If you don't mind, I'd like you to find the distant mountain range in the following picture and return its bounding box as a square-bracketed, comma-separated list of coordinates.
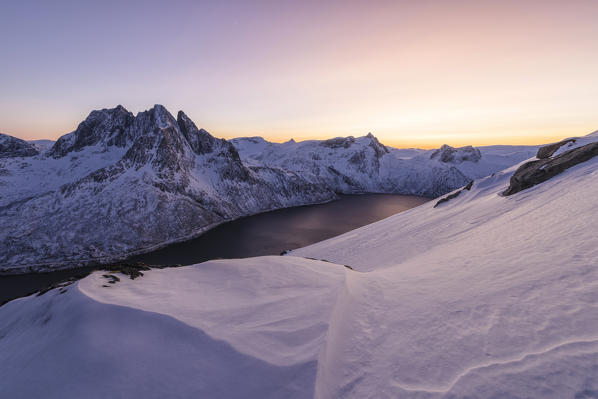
[0, 105, 538, 273]
[231, 136, 537, 197]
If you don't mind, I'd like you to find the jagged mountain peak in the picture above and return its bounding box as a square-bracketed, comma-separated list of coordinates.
[176, 110, 226, 155]
[139, 104, 177, 128]
[176, 110, 204, 138]
[131, 104, 179, 134]
[151, 103, 167, 113]
[49, 105, 135, 157]
[362, 132, 389, 156]
[44, 104, 244, 171]
[176, 110, 193, 125]
[89, 104, 132, 119]
[48, 105, 193, 159]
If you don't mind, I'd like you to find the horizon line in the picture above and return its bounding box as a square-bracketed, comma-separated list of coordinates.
[11, 128, 596, 151]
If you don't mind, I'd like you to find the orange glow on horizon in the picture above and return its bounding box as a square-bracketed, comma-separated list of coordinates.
[2, 1, 598, 150]
[217, 126, 598, 150]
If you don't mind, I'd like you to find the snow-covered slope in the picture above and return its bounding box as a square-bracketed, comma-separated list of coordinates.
[0, 257, 342, 399]
[28, 139, 55, 152]
[2, 134, 598, 398]
[231, 136, 538, 197]
[0, 105, 335, 273]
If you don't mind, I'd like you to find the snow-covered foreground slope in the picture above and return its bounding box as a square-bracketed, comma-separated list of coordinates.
[232, 136, 538, 197]
[2, 136, 598, 398]
[0, 257, 343, 399]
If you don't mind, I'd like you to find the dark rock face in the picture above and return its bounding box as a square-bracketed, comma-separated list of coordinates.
[321, 136, 355, 149]
[365, 132, 389, 158]
[503, 141, 598, 196]
[177, 111, 217, 155]
[49, 105, 134, 158]
[431, 145, 481, 163]
[0, 134, 39, 158]
[536, 138, 577, 159]
[434, 180, 473, 208]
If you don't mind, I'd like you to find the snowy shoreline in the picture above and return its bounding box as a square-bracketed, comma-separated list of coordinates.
[0, 195, 341, 275]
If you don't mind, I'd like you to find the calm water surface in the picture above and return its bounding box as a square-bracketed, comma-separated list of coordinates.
[0, 194, 429, 303]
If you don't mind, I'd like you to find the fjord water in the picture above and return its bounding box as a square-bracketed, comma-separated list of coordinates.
[127, 194, 429, 265]
[0, 194, 428, 303]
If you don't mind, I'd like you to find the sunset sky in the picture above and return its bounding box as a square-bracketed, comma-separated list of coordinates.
[2, 0, 598, 148]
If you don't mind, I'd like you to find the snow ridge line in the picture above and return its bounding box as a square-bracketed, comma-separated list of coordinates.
[314, 268, 355, 399]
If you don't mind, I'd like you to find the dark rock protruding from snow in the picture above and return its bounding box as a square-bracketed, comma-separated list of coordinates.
[177, 111, 220, 155]
[49, 105, 134, 158]
[536, 138, 577, 159]
[431, 144, 481, 163]
[503, 141, 598, 196]
[321, 136, 356, 149]
[434, 180, 474, 208]
[365, 132, 389, 157]
[0, 134, 39, 158]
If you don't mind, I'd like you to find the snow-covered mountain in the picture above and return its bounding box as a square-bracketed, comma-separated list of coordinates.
[231, 135, 538, 197]
[0, 105, 335, 273]
[0, 105, 538, 273]
[2, 134, 598, 398]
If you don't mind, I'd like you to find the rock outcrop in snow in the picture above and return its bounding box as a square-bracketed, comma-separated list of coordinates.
[433, 180, 473, 207]
[536, 138, 577, 159]
[504, 136, 598, 195]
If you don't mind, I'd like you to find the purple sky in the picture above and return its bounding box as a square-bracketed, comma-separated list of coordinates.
[2, 0, 598, 147]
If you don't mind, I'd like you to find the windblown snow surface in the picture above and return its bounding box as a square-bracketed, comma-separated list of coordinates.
[2, 137, 598, 398]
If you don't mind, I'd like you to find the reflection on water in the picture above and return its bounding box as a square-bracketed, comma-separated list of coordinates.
[127, 194, 429, 265]
[0, 194, 429, 303]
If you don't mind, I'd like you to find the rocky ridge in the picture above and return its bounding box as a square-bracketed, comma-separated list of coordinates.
[0, 105, 334, 273]
[503, 137, 598, 195]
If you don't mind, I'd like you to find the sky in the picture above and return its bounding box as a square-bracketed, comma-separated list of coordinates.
[1, 0, 597, 148]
